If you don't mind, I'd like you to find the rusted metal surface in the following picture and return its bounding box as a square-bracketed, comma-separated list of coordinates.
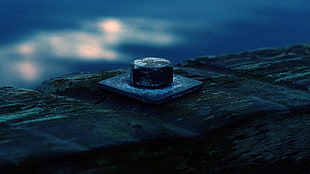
[99, 57, 202, 104]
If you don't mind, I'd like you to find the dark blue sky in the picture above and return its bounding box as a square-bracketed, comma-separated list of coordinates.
[0, 0, 309, 88]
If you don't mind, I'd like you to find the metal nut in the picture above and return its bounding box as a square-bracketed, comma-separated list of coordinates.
[130, 57, 173, 88]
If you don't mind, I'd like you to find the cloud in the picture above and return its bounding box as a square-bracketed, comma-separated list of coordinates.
[0, 17, 184, 87]
[13, 61, 40, 81]
[11, 18, 183, 61]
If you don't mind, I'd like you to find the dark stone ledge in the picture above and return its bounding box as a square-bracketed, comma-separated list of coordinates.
[1, 43, 310, 173]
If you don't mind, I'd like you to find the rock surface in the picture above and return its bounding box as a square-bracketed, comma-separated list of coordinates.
[1, 44, 310, 173]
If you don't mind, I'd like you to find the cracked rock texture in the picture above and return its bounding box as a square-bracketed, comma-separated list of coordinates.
[1, 44, 310, 173]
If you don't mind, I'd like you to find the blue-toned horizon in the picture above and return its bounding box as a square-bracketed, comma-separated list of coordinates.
[0, 0, 309, 88]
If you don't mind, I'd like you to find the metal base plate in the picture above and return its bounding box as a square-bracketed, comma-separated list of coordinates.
[99, 73, 203, 104]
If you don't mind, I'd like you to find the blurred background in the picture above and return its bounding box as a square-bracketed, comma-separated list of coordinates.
[0, 0, 309, 89]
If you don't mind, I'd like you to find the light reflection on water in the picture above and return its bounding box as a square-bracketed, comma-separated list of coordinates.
[0, 0, 309, 89]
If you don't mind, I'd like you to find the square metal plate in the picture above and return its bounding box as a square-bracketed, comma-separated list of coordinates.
[99, 73, 203, 104]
